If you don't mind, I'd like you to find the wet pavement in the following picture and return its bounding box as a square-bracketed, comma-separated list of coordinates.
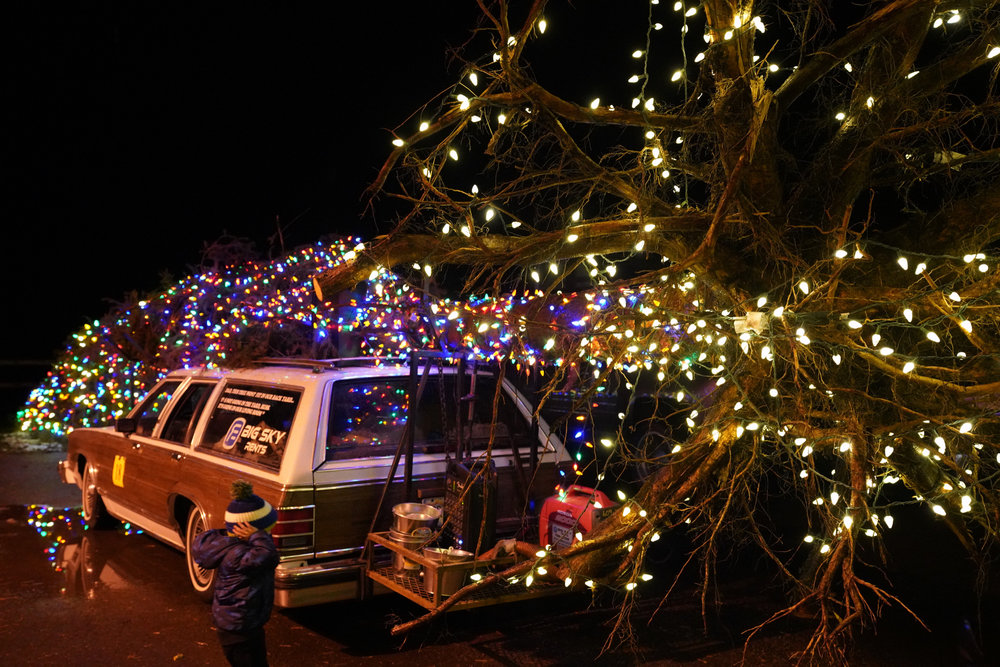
[0, 450, 992, 665]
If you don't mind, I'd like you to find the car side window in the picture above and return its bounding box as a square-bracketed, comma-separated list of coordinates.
[159, 382, 216, 444]
[132, 381, 182, 437]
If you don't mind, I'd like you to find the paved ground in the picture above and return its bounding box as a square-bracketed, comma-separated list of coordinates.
[0, 440, 995, 665]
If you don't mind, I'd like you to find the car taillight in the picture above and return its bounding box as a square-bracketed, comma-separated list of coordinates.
[273, 505, 314, 550]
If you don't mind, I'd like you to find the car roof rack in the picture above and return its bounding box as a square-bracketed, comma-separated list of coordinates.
[250, 356, 410, 372]
[251, 357, 338, 372]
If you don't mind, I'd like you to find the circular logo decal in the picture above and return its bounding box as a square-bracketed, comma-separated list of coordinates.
[223, 418, 246, 450]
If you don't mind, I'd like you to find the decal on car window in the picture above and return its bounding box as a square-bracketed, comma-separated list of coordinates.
[199, 384, 300, 470]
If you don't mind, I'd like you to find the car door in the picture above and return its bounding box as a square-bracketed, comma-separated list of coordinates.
[142, 380, 219, 527]
[104, 379, 183, 520]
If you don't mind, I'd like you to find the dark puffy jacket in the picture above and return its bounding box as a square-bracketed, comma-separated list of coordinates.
[191, 529, 279, 633]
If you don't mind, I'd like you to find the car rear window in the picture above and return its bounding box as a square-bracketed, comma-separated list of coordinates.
[198, 382, 300, 470]
[325, 375, 523, 461]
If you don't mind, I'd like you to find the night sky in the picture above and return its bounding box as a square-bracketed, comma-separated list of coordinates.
[2, 2, 676, 421]
[4, 3, 481, 365]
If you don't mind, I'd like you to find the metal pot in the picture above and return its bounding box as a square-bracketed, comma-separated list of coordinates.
[389, 527, 433, 572]
[422, 547, 473, 597]
[391, 502, 441, 535]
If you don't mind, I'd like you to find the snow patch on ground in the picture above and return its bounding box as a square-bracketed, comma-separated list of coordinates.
[0, 431, 66, 453]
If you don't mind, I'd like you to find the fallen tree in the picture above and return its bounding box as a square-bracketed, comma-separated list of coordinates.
[315, 1, 1000, 662]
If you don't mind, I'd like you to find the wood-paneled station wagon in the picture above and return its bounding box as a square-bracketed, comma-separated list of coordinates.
[59, 356, 569, 607]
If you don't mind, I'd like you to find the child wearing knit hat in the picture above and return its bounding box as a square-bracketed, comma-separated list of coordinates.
[192, 481, 280, 666]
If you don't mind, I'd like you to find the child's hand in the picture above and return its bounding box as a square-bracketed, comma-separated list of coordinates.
[232, 522, 258, 540]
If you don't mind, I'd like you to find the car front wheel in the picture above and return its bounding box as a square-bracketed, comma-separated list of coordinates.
[185, 506, 216, 601]
[81, 465, 114, 528]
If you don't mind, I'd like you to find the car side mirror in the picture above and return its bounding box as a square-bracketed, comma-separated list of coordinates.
[115, 417, 137, 435]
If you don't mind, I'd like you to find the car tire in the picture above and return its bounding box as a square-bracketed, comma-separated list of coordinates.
[81, 465, 115, 529]
[185, 506, 216, 601]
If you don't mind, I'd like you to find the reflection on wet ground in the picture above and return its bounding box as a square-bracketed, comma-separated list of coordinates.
[2, 504, 162, 602]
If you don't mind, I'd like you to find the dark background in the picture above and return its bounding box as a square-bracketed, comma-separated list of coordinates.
[0, 1, 720, 423]
[1, 2, 483, 420]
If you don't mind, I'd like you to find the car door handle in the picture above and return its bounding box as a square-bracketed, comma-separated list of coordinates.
[132, 442, 142, 450]
[172, 452, 183, 461]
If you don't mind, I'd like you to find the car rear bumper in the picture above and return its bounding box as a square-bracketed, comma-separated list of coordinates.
[273, 558, 369, 607]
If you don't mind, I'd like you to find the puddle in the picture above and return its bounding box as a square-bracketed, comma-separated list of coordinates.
[0, 504, 184, 602]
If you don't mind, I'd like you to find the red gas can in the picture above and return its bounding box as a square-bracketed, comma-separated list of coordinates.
[539, 485, 617, 549]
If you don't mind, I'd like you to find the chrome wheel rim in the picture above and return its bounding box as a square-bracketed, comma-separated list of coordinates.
[187, 510, 213, 590]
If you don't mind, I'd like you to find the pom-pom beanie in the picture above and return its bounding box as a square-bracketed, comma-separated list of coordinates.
[225, 480, 278, 533]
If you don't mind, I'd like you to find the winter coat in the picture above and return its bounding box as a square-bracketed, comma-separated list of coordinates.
[191, 528, 280, 633]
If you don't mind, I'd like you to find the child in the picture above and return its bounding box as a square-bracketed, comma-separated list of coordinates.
[192, 480, 280, 667]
